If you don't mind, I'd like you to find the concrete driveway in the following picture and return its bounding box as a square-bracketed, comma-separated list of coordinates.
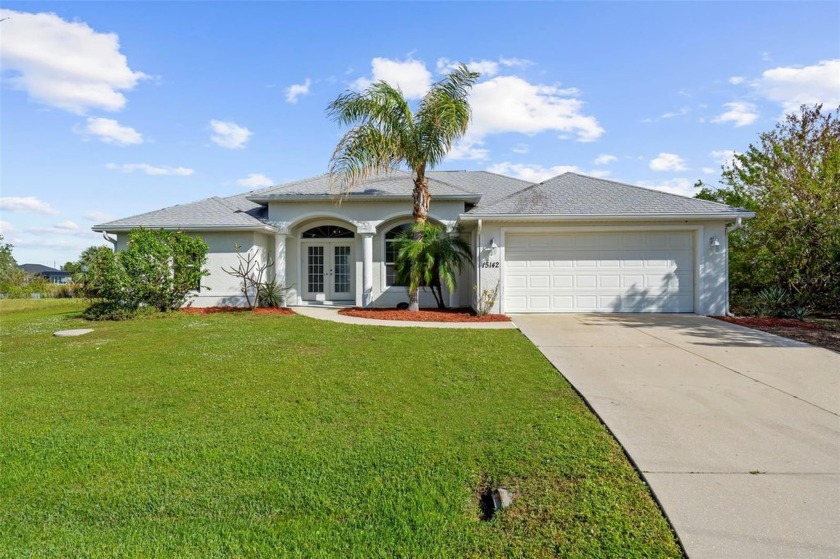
[512, 314, 840, 559]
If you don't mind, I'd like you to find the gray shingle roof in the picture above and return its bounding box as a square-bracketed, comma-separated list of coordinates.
[465, 172, 751, 217]
[426, 170, 532, 207]
[248, 170, 483, 201]
[93, 171, 750, 232]
[93, 193, 269, 231]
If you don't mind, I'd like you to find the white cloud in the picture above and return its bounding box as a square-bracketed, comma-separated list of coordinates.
[0, 196, 59, 215]
[436, 57, 499, 77]
[285, 78, 311, 104]
[0, 220, 14, 234]
[636, 178, 697, 198]
[467, 75, 604, 143]
[77, 117, 143, 145]
[512, 144, 529, 154]
[712, 101, 759, 127]
[649, 153, 688, 172]
[594, 154, 617, 165]
[753, 59, 840, 113]
[83, 210, 114, 222]
[209, 120, 252, 149]
[105, 163, 194, 176]
[487, 162, 609, 183]
[499, 57, 534, 69]
[54, 220, 79, 231]
[0, 9, 147, 114]
[702, 167, 715, 175]
[710, 149, 740, 169]
[728, 76, 745, 85]
[446, 141, 490, 161]
[235, 173, 275, 188]
[352, 57, 432, 99]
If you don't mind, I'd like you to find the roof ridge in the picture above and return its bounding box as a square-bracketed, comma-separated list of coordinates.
[470, 175, 546, 212]
[251, 172, 332, 195]
[474, 169, 533, 186]
[95, 195, 219, 226]
[562, 172, 743, 210]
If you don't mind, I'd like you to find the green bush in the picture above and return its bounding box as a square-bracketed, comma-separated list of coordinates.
[256, 278, 288, 308]
[79, 229, 209, 319]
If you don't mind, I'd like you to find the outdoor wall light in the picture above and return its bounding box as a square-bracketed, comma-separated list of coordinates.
[488, 238, 498, 255]
[709, 236, 721, 254]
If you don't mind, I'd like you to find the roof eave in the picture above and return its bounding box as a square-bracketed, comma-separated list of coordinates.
[92, 224, 279, 234]
[247, 194, 481, 203]
[459, 212, 756, 222]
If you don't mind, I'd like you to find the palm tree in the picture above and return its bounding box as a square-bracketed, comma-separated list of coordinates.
[327, 64, 479, 311]
[393, 223, 473, 309]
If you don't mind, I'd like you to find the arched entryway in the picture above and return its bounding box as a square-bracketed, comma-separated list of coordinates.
[299, 224, 355, 303]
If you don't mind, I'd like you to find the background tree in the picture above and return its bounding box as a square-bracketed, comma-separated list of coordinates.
[0, 235, 48, 298]
[696, 104, 840, 313]
[328, 64, 479, 311]
[393, 223, 473, 309]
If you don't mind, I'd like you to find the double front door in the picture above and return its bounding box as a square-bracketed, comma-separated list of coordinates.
[302, 242, 354, 301]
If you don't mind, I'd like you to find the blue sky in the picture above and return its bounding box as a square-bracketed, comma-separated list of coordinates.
[1, 1, 838, 265]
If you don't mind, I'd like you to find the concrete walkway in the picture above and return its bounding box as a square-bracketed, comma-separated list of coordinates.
[291, 306, 516, 329]
[512, 314, 840, 559]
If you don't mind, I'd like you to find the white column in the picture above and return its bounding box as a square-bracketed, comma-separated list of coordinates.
[274, 233, 287, 303]
[362, 233, 373, 307]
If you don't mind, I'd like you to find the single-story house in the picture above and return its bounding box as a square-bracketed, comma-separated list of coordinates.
[18, 264, 72, 284]
[93, 171, 753, 315]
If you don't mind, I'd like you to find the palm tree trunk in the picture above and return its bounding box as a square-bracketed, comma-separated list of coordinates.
[409, 176, 431, 312]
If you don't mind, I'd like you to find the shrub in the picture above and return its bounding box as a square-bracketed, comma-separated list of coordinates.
[80, 229, 209, 319]
[256, 278, 290, 308]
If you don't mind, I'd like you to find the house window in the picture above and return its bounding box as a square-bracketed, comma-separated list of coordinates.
[384, 224, 411, 287]
[302, 225, 354, 239]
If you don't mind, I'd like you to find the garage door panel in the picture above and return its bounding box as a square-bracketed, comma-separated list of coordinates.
[504, 231, 694, 313]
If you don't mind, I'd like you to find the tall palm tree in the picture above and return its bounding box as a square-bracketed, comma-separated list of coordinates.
[327, 64, 479, 311]
[393, 223, 473, 309]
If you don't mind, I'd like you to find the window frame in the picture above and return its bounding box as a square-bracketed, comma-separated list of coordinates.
[383, 223, 412, 288]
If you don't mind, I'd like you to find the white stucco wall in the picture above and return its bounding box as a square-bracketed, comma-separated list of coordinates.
[473, 220, 732, 316]
[274, 199, 472, 309]
[116, 230, 271, 308]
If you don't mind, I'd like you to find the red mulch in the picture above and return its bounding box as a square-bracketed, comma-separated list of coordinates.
[713, 316, 840, 353]
[339, 307, 510, 323]
[715, 316, 822, 330]
[180, 307, 295, 315]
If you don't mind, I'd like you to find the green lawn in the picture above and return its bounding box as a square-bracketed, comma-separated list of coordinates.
[0, 300, 680, 558]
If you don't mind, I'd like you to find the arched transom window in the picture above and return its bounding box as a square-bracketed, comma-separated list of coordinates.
[302, 225, 354, 239]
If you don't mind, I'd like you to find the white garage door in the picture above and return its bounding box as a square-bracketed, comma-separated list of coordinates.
[504, 231, 695, 313]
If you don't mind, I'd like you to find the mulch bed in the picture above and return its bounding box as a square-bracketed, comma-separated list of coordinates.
[339, 307, 510, 323]
[180, 307, 295, 315]
[714, 316, 840, 353]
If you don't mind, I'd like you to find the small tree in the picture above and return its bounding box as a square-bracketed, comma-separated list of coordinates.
[328, 64, 480, 311]
[697, 104, 840, 312]
[222, 244, 273, 309]
[80, 229, 209, 316]
[393, 223, 472, 309]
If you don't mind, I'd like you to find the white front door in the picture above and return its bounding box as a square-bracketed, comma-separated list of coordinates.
[302, 242, 354, 302]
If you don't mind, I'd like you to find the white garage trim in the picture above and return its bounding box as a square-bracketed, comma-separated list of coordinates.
[500, 225, 704, 314]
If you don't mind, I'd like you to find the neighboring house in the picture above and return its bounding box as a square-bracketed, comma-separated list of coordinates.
[92, 171, 753, 315]
[18, 264, 72, 284]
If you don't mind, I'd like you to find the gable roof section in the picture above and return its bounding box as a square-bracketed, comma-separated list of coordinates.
[463, 173, 753, 219]
[92, 193, 271, 232]
[426, 170, 532, 207]
[247, 170, 484, 202]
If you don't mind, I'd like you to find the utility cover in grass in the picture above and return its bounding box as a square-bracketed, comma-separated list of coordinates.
[53, 329, 94, 337]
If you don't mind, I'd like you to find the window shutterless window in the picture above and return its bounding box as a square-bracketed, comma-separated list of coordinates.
[384, 224, 411, 287]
